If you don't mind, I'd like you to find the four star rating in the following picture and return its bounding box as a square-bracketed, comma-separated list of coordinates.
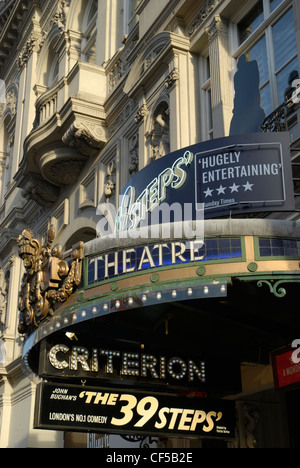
[204, 181, 254, 198]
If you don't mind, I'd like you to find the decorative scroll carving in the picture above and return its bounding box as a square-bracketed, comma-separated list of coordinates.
[257, 279, 300, 298]
[62, 120, 106, 156]
[17, 226, 83, 335]
[261, 103, 287, 133]
[188, 0, 221, 36]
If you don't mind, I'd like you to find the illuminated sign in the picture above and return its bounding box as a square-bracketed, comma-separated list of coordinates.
[116, 133, 294, 226]
[87, 237, 242, 284]
[34, 382, 236, 438]
[115, 150, 194, 232]
[272, 345, 300, 391]
[38, 340, 206, 389]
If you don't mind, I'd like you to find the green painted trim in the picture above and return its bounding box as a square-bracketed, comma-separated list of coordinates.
[66, 275, 234, 312]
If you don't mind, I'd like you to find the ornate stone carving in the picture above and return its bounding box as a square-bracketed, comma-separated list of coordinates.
[241, 404, 261, 449]
[134, 103, 149, 125]
[205, 15, 228, 43]
[188, 0, 221, 36]
[21, 174, 59, 208]
[149, 101, 170, 161]
[62, 120, 106, 156]
[104, 160, 116, 202]
[17, 226, 84, 335]
[52, 0, 71, 32]
[6, 88, 17, 116]
[164, 68, 179, 90]
[128, 134, 139, 177]
[17, 32, 41, 71]
[0, 268, 7, 321]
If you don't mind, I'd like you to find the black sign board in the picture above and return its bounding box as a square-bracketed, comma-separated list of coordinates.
[196, 140, 289, 212]
[37, 338, 241, 395]
[115, 133, 294, 228]
[34, 382, 236, 439]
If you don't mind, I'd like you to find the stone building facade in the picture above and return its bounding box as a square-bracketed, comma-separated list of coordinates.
[0, 0, 300, 448]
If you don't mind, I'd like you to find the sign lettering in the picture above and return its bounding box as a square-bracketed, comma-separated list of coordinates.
[196, 143, 287, 211]
[39, 342, 206, 388]
[87, 238, 242, 284]
[116, 133, 294, 226]
[35, 382, 236, 438]
[115, 151, 194, 232]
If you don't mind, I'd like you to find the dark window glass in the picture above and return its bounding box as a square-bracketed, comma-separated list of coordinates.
[270, 0, 284, 13]
[259, 238, 300, 257]
[238, 0, 264, 44]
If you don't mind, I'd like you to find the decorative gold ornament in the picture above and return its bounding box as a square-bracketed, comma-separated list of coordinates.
[17, 226, 83, 335]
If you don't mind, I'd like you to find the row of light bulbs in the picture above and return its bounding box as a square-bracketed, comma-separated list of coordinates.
[112, 284, 226, 309]
[38, 283, 227, 339]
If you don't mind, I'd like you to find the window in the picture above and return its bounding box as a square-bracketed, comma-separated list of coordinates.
[236, 1, 298, 116]
[238, 0, 264, 43]
[81, 0, 97, 63]
[258, 237, 300, 258]
[48, 58, 59, 87]
[123, 0, 139, 36]
[200, 56, 213, 141]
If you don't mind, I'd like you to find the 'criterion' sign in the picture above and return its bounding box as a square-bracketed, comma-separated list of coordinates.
[34, 382, 236, 439]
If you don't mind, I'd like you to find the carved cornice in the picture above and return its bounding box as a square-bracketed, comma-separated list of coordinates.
[0, 0, 39, 72]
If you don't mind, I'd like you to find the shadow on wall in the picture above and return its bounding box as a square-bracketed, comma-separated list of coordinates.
[230, 54, 266, 136]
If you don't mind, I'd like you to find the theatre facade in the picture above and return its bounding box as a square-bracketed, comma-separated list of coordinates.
[1, 0, 300, 448]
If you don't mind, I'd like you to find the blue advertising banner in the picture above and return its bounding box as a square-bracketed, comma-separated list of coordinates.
[116, 133, 294, 230]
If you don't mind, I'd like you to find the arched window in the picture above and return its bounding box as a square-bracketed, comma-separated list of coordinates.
[81, 0, 98, 63]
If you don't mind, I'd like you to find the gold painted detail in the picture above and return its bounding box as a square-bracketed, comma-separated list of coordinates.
[17, 226, 83, 335]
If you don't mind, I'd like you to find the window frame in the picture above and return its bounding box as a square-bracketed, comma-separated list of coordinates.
[199, 55, 214, 141]
[232, 0, 298, 113]
[81, 0, 98, 63]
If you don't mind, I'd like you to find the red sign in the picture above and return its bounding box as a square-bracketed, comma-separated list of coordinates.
[272, 345, 300, 391]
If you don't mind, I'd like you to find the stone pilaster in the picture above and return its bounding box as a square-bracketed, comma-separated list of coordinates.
[206, 15, 233, 137]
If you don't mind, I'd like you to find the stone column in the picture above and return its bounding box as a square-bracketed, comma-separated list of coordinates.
[206, 15, 233, 138]
[134, 97, 149, 170]
[96, 0, 124, 66]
